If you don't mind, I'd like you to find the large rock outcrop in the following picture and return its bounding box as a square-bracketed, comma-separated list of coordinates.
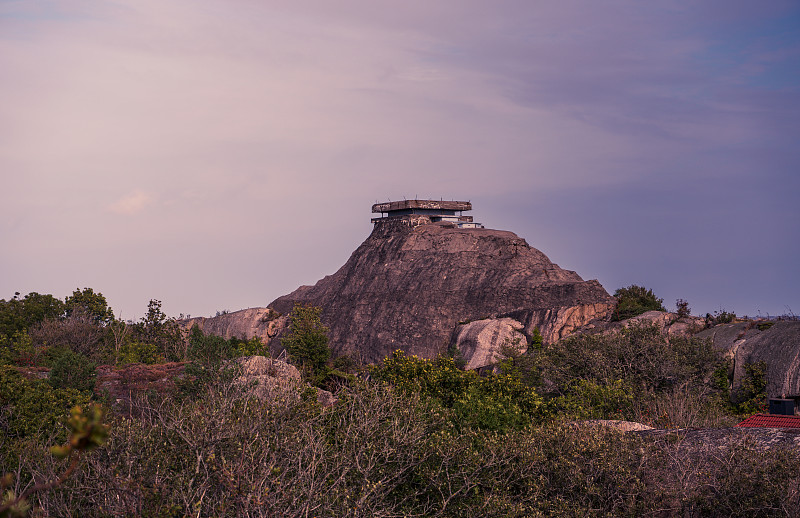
[696, 320, 800, 398]
[268, 218, 615, 363]
[181, 307, 287, 343]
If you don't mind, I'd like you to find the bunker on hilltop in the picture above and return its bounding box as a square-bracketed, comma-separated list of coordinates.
[267, 198, 614, 362]
[371, 199, 484, 229]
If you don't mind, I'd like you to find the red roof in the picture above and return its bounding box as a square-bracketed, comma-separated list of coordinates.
[736, 413, 800, 428]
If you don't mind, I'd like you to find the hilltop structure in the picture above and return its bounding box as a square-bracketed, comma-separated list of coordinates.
[267, 199, 614, 364]
[371, 199, 483, 229]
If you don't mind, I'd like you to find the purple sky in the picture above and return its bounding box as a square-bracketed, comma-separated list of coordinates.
[2, 1, 798, 320]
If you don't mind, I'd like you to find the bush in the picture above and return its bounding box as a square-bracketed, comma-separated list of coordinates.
[6, 371, 800, 517]
[539, 324, 726, 423]
[281, 304, 331, 385]
[551, 379, 634, 420]
[0, 366, 91, 443]
[372, 350, 544, 431]
[117, 340, 164, 365]
[706, 309, 736, 326]
[612, 285, 665, 321]
[0, 331, 40, 367]
[186, 326, 233, 366]
[131, 300, 184, 362]
[47, 349, 96, 393]
[29, 310, 106, 363]
[0, 293, 65, 341]
[643, 433, 800, 516]
[733, 361, 767, 415]
[675, 298, 691, 318]
[232, 336, 270, 358]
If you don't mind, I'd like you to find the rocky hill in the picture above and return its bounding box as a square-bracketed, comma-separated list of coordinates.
[268, 215, 614, 363]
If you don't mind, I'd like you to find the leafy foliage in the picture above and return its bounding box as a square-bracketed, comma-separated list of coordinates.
[47, 349, 96, 393]
[6, 374, 799, 517]
[64, 288, 113, 326]
[732, 361, 768, 415]
[611, 284, 666, 321]
[539, 324, 728, 425]
[231, 336, 270, 357]
[675, 298, 691, 318]
[132, 300, 184, 362]
[29, 311, 105, 363]
[706, 309, 737, 326]
[0, 293, 65, 342]
[282, 304, 331, 384]
[0, 366, 91, 442]
[117, 340, 164, 365]
[372, 350, 544, 431]
[2, 286, 796, 516]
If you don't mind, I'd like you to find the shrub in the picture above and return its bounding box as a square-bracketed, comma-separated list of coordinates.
[132, 300, 184, 362]
[643, 434, 800, 516]
[6, 372, 800, 517]
[757, 321, 774, 331]
[232, 336, 270, 358]
[0, 331, 40, 367]
[676, 298, 691, 318]
[539, 324, 726, 422]
[611, 285, 665, 321]
[551, 379, 634, 420]
[706, 309, 736, 326]
[47, 349, 96, 393]
[0, 366, 91, 443]
[117, 340, 164, 365]
[281, 304, 331, 384]
[372, 350, 544, 431]
[733, 361, 767, 415]
[186, 326, 233, 366]
[29, 310, 106, 363]
[0, 293, 65, 341]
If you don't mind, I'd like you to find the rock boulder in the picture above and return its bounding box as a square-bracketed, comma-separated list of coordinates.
[181, 308, 286, 344]
[452, 317, 527, 370]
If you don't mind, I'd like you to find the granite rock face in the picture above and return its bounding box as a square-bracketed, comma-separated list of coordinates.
[575, 310, 706, 339]
[696, 320, 800, 398]
[269, 219, 615, 364]
[233, 355, 336, 406]
[182, 308, 287, 343]
[453, 317, 527, 370]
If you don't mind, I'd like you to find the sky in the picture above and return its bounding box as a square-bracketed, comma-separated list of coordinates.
[1, 0, 798, 321]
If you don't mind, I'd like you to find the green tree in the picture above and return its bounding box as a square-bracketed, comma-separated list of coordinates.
[186, 325, 233, 365]
[64, 288, 114, 325]
[0, 293, 65, 340]
[281, 304, 331, 383]
[132, 300, 183, 361]
[611, 285, 665, 321]
[232, 336, 270, 358]
[675, 298, 691, 318]
[47, 349, 97, 393]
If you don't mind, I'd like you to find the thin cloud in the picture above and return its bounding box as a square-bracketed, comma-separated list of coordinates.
[108, 190, 153, 215]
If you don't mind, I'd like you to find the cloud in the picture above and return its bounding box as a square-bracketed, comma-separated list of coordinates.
[108, 190, 153, 215]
